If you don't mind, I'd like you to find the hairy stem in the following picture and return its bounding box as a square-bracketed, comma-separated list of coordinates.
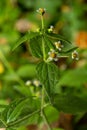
[42, 110, 52, 130]
[41, 87, 52, 130]
[40, 15, 52, 130]
[41, 15, 46, 61]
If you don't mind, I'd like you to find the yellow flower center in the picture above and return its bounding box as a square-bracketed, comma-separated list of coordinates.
[50, 52, 56, 58]
[39, 8, 45, 15]
[73, 53, 78, 58]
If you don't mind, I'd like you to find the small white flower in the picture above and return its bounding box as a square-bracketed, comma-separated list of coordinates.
[54, 41, 64, 51]
[50, 25, 54, 29]
[25, 80, 32, 86]
[48, 25, 54, 33]
[33, 79, 41, 87]
[36, 8, 46, 15]
[72, 51, 79, 60]
[48, 49, 58, 61]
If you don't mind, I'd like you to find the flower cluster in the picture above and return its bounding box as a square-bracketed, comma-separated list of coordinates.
[72, 51, 79, 60]
[25, 79, 41, 87]
[36, 8, 46, 15]
[47, 40, 79, 61]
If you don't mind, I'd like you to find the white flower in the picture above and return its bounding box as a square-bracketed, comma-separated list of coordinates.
[48, 49, 58, 61]
[72, 51, 79, 60]
[54, 41, 64, 51]
[36, 8, 46, 15]
[50, 25, 54, 29]
[48, 25, 54, 33]
[33, 79, 41, 87]
[25, 80, 32, 86]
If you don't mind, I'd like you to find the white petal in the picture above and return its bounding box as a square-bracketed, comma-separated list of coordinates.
[54, 58, 58, 61]
[48, 57, 53, 61]
[58, 48, 62, 51]
[48, 52, 51, 55]
[76, 57, 79, 60]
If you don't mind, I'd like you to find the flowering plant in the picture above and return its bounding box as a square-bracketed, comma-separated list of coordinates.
[1, 8, 85, 130]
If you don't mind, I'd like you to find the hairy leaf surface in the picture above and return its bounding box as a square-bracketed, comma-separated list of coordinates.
[12, 32, 39, 51]
[36, 61, 59, 96]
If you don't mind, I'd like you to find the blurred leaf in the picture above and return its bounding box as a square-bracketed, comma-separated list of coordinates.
[57, 67, 87, 88]
[53, 128, 64, 130]
[36, 61, 59, 96]
[0, 119, 6, 128]
[2, 72, 18, 81]
[44, 105, 59, 123]
[52, 94, 87, 114]
[0, 104, 7, 112]
[12, 32, 39, 51]
[17, 64, 36, 78]
[14, 85, 32, 97]
[35, 0, 62, 14]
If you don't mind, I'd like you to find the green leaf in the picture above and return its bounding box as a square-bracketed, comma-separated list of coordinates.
[0, 119, 6, 128]
[1, 98, 40, 128]
[46, 33, 78, 53]
[44, 35, 55, 49]
[44, 105, 59, 123]
[36, 61, 59, 96]
[17, 64, 36, 78]
[7, 98, 29, 123]
[57, 67, 87, 88]
[52, 94, 87, 114]
[29, 35, 43, 58]
[1, 99, 27, 123]
[0, 105, 7, 112]
[12, 32, 39, 51]
[46, 32, 72, 44]
[14, 85, 32, 97]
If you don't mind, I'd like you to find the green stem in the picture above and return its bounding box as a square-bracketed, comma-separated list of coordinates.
[40, 16, 51, 129]
[41, 86, 44, 115]
[41, 15, 44, 29]
[41, 86, 52, 130]
[41, 15, 46, 61]
[42, 110, 52, 130]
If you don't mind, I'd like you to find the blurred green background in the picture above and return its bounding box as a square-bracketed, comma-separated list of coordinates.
[0, 0, 87, 130]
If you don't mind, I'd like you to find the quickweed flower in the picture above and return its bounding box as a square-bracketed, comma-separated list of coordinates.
[54, 41, 64, 51]
[72, 50, 79, 60]
[33, 79, 41, 87]
[25, 80, 32, 86]
[36, 8, 46, 15]
[48, 25, 54, 33]
[48, 49, 58, 61]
